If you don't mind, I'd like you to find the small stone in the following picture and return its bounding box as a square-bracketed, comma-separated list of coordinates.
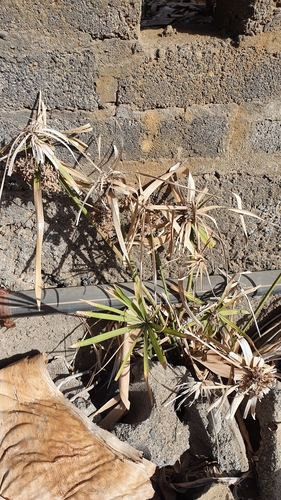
[198, 482, 235, 500]
[162, 25, 177, 37]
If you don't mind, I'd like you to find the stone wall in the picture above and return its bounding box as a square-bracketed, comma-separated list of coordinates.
[1, 0, 281, 183]
[0, 7, 280, 499]
[0, 0, 281, 292]
[215, 0, 281, 35]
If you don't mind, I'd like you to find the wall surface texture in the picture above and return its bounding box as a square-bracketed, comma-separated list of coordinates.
[0, 0, 281, 179]
[0, 0, 281, 292]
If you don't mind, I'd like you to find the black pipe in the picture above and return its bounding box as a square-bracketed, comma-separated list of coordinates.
[1, 270, 280, 324]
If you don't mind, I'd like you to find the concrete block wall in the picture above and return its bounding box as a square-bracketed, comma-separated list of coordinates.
[0, 0, 281, 182]
[215, 0, 281, 35]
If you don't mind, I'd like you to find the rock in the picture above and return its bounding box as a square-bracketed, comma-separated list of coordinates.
[195, 482, 235, 499]
[183, 392, 249, 474]
[47, 356, 97, 418]
[257, 381, 281, 500]
[112, 362, 189, 467]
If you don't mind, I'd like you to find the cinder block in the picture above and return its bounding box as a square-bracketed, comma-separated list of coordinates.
[252, 120, 281, 154]
[215, 0, 277, 35]
[117, 38, 281, 109]
[0, 0, 141, 40]
[0, 36, 100, 111]
[116, 105, 236, 160]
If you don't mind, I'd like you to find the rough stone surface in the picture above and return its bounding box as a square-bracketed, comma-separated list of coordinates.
[1, 169, 280, 293]
[115, 104, 236, 160]
[257, 381, 281, 500]
[0, 0, 141, 40]
[46, 357, 97, 418]
[1, 2, 281, 177]
[118, 33, 281, 109]
[112, 363, 189, 467]
[0, 313, 87, 365]
[253, 119, 281, 154]
[215, 0, 281, 36]
[183, 394, 249, 473]
[194, 482, 235, 500]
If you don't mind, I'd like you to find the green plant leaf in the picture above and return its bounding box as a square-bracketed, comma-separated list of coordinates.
[148, 326, 167, 368]
[72, 324, 141, 348]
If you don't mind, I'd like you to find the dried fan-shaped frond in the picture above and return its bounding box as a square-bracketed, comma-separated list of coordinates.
[0, 353, 155, 500]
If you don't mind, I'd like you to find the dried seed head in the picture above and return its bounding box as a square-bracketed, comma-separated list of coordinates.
[91, 203, 116, 240]
[14, 154, 61, 193]
[238, 365, 276, 400]
[177, 202, 195, 225]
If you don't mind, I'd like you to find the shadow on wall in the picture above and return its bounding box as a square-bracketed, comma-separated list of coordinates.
[215, 0, 255, 35]
[141, 0, 256, 36]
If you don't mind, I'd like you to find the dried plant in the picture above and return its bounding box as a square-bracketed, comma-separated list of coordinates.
[0, 92, 95, 308]
[3, 91, 280, 494]
[72, 161, 268, 422]
[199, 337, 277, 420]
[169, 274, 281, 420]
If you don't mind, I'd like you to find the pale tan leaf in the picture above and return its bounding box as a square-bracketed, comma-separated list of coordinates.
[7, 132, 32, 176]
[107, 190, 129, 262]
[230, 193, 262, 243]
[92, 394, 128, 429]
[187, 171, 196, 202]
[98, 400, 128, 429]
[198, 204, 222, 214]
[34, 173, 44, 309]
[0, 353, 155, 500]
[119, 330, 132, 411]
[228, 207, 262, 219]
[62, 123, 93, 136]
[195, 185, 209, 204]
[92, 394, 122, 418]
[37, 90, 47, 126]
[141, 163, 186, 202]
[97, 134, 102, 160]
[194, 351, 232, 379]
[60, 161, 93, 185]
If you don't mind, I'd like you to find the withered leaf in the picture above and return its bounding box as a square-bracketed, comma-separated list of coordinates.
[0, 353, 155, 500]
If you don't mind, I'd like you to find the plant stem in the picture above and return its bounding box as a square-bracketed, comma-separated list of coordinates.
[59, 177, 124, 262]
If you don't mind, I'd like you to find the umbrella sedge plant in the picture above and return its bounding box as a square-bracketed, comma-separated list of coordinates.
[168, 272, 281, 420]
[72, 162, 266, 422]
[1, 92, 277, 424]
[0, 92, 127, 308]
[0, 92, 97, 308]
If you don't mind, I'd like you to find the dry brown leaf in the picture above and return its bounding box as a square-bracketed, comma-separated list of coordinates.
[0, 353, 155, 500]
[193, 351, 232, 379]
